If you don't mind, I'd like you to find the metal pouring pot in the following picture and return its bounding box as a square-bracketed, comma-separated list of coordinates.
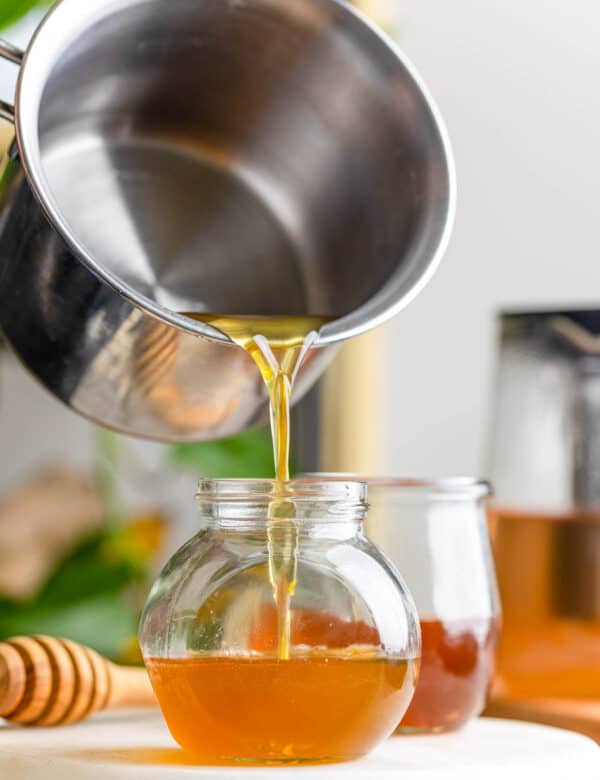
[0, 0, 454, 442]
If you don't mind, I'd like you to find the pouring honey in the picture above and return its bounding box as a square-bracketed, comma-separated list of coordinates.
[185, 313, 328, 660]
[141, 315, 420, 763]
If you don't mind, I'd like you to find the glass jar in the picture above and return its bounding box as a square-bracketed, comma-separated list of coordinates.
[488, 310, 600, 700]
[364, 479, 500, 734]
[139, 478, 420, 764]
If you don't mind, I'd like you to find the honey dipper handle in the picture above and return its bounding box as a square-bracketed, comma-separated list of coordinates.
[107, 662, 157, 709]
[0, 636, 157, 726]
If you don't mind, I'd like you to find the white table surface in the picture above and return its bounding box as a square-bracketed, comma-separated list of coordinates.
[0, 711, 598, 779]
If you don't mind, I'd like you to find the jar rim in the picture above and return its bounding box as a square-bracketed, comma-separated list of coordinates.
[301, 474, 491, 499]
[196, 477, 366, 501]
[196, 478, 368, 522]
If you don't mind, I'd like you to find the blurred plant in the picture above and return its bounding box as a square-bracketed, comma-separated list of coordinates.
[0, 528, 146, 659]
[0, 0, 49, 31]
[170, 426, 277, 479]
[0, 432, 168, 663]
[0, 425, 278, 661]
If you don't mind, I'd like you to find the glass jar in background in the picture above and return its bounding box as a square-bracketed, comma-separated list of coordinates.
[365, 479, 500, 734]
[488, 310, 600, 702]
[139, 478, 420, 764]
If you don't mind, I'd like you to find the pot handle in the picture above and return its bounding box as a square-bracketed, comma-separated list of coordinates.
[0, 39, 24, 124]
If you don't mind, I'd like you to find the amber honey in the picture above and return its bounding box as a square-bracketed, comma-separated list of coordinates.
[489, 506, 600, 699]
[146, 652, 417, 763]
[185, 315, 328, 483]
[184, 314, 328, 660]
[399, 617, 499, 733]
[247, 604, 381, 651]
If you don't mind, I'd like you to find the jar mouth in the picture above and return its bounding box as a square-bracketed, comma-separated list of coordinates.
[301, 474, 491, 500]
[196, 478, 368, 522]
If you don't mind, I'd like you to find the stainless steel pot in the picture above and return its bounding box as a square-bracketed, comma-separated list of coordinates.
[0, 0, 454, 442]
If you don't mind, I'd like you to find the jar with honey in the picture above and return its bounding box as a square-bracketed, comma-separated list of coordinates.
[139, 478, 420, 764]
[364, 478, 501, 734]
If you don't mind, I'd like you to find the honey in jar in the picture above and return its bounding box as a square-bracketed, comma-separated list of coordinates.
[147, 651, 416, 763]
[140, 478, 421, 763]
[364, 478, 500, 733]
[400, 617, 499, 732]
[489, 506, 600, 700]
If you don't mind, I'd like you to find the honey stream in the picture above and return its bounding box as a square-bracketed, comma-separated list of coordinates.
[184, 314, 328, 659]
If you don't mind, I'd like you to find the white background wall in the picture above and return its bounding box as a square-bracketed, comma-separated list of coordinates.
[375, 0, 600, 477]
[1, 3, 600, 485]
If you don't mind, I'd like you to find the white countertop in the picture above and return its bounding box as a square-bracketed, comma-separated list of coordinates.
[0, 711, 598, 779]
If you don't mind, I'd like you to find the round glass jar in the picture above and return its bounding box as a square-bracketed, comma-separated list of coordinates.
[139, 478, 420, 764]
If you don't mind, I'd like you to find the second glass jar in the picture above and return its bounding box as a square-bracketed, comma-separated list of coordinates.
[365, 478, 500, 734]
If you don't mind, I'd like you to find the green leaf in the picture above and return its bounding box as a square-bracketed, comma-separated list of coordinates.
[170, 427, 277, 478]
[0, 592, 137, 659]
[0, 530, 144, 659]
[0, 0, 48, 31]
[35, 531, 144, 608]
[0, 530, 145, 659]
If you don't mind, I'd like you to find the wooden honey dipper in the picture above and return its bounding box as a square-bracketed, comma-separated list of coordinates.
[0, 636, 157, 726]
